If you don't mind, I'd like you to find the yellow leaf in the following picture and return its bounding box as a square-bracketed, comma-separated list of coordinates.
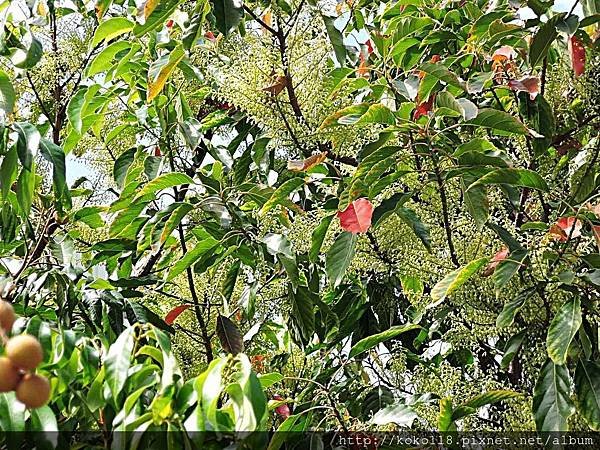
[147, 45, 185, 102]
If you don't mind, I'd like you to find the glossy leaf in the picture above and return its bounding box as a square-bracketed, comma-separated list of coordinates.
[147, 45, 185, 102]
[532, 360, 575, 432]
[164, 305, 191, 325]
[0, 71, 16, 114]
[429, 258, 489, 308]
[259, 178, 304, 216]
[325, 232, 357, 287]
[575, 360, 600, 430]
[547, 298, 582, 365]
[91, 17, 135, 46]
[349, 324, 419, 359]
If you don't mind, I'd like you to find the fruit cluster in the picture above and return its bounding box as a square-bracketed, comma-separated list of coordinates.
[0, 300, 50, 408]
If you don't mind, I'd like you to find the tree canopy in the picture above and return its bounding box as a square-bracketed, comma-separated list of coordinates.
[0, 0, 599, 447]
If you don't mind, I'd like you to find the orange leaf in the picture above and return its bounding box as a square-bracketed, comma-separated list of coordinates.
[338, 198, 374, 234]
[165, 305, 191, 325]
[492, 45, 517, 62]
[287, 152, 327, 172]
[263, 75, 288, 96]
[568, 36, 586, 77]
[357, 51, 369, 77]
[482, 247, 509, 277]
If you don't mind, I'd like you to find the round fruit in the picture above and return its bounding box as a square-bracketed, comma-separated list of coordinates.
[15, 374, 50, 408]
[6, 335, 44, 370]
[0, 300, 15, 333]
[0, 357, 20, 392]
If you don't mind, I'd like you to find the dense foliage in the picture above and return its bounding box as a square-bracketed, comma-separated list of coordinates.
[0, 0, 599, 447]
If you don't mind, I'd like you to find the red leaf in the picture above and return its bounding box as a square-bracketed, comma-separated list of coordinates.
[204, 31, 216, 42]
[508, 76, 540, 100]
[338, 198, 373, 234]
[366, 39, 374, 55]
[568, 36, 586, 77]
[154, 146, 161, 156]
[549, 217, 582, 242]
[482, 247, 509, 277]
[166, 19, 174, 28]
[165, 305, 191, 325]
[413, 95, 435, 120]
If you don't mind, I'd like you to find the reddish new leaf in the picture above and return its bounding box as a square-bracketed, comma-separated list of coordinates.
[338, 198, 373, 234]
[482, 247, 509, 277]
[165, 305, 191, 325]
[508, 76, 540, 100]
[568, 36, 586, 77]
[204, 31, 217, 42]
[413, 95, 435, 120]
[549, 217, 582, 242]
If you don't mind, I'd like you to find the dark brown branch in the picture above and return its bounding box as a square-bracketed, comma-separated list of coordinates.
[434, 163, 459, 267]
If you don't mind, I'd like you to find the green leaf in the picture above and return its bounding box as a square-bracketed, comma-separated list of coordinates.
[322, 15, 346, 65]
[105, 327, 135, 403]
[0, 71, 16, 114]
[493, 249, 528, 292]
[529, 18, 558, 68]
[467, 108, 531, 135]
[135, 172, 194, 200]
[429, 258, 489, 308]
[259, 178, 304, 216]
[0, 146, 18, 200]
[14, 122, 41, 171]
[87, 41, 131, 76]
[39, 139, 70, 210]
[113, 148, 136, 189]
[30, 405, 58, 450]
[463, 184, 489, 230]
[437, 397, 456, 432]
[547, 298, 582, 365]
[370, 403, 417, 426]
[419, 63, 466, 91]
[309, 214, 334, 263]
[67, 88, 88, 134]
[133, 0, 181, 37]
[452, 390, 520, 421]
[212, 0, 243, 36]
[0, 392, 25, 432]
[397, 207, 431, 251]
[349, 324, 420, 359]
[575, 360, 600, 431]
[159, 202, 194, 243]
[12, 34, 43, 69]
[320, 103, 395, 128]
[325, 232, 357, 287]
[288, 286, 316, 343]
[501, 330, 526, 369]
[267, 415, 305, 450]
[467, 168, 549, 192]
[496, 287, 536, 328]
[258, 372, 284, 388]
[148, 44, 185, 102]
[166, 237, 218, 281]
[532, 359, 575, 432]
[16, 164, 36, 216]
[91, 17, 135, 47]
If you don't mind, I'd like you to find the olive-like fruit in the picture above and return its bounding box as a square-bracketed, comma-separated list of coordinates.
[16, 374, 50, 408]
[0, 300, 15, 333]
[6, 335, 44, 370]
[0, 357, 20, 392]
